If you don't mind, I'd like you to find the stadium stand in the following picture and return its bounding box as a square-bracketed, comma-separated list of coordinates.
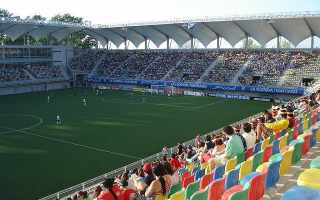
[0, 64, 30, 82]
[57, 89, 320, 200]
[71, 49, 320, 88]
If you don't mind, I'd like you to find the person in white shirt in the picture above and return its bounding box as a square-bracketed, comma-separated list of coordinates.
[242, 122, 256, 149]
[56, 115, 61, 125]
[82, 98, 87, 106]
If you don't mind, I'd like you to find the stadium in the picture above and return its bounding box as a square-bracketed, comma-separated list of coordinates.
[1, 3, 320, 200]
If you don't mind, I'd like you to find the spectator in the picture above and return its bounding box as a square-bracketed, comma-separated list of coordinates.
[241, 122, 256, 149]
[98, 178, 119, 200]
[145, 164, 172, 198]
[264, 109, 289, 133]
[224, 126, 245, 159]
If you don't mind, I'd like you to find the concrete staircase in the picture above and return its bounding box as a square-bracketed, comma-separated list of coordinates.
[198, 56, 223, 82]
[89, 53, 108, 77]
[23, 68, 36, 80]
[231, 56, 253, 84]
[162, 55, 186, 80]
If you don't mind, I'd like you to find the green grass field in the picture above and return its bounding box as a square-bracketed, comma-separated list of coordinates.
[0, 89, 271, 199]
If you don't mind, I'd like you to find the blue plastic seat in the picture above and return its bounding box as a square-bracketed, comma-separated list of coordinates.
[213, 165, 225, 180]
[281, 186, 320, 200]
[225, 168, 240, 189]
[265, 159, 281, 188]
[239, 172, 260, 186]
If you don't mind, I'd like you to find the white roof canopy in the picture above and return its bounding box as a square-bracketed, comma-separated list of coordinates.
[1, 12, 320, 48]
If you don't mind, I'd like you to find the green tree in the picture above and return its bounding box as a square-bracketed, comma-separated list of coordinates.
[280, 38, 292, 48]
[243, 38, 261, 49]
[0, 8, 13, 18]
[51, 14, 96, 48]
[25, 14, 46, 21]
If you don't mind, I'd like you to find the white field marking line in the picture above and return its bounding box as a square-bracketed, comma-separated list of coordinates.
[0, 114, 44, 135]
[191, 99, 225, 109]
[0, 126, 143, 160]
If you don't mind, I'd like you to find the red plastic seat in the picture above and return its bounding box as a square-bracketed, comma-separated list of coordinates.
[247, 172, 266, 200]
[301, 134, 311, 156]
[262, 145, 272, 162]
[182, 175, 194, 189]
[245, 147, 253, 160]
[221, 185, 243, 200]
[208, 178, 225, 200]
[199, 173, 213, 190]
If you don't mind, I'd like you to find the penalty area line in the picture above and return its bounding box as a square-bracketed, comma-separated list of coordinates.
[0, 126, 142, 160]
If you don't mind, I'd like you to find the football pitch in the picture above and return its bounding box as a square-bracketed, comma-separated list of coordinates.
[0, 89, 271, 199]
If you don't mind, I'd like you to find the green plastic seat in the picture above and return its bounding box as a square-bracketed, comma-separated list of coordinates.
[252, 151, 263, 171]
[190, 186, 208, 200]
[269, 134, 275, 143]
[287, 130, 294, 145]
[169, 182, 182, 197]
[310, 156, 320, 169]
[228, 183, 250, 200]
[236, 152, 245, 165]
[185, 180, 199, 200]
[291, 140, 303, 164]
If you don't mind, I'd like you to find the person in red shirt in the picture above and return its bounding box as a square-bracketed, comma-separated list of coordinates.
[98, 178, 120, 200]
[170, 153, 181, 171]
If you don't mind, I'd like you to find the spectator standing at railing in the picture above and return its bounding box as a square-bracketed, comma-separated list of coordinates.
[241, 122, 256, 149]
[98, 178, 119, 200]
[264, 109, 289, 133]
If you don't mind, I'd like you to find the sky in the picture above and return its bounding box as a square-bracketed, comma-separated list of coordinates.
[1, 0, 320, 25]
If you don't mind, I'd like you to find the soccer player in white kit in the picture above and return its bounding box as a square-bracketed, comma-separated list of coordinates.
[47, 95, 50, 103]
[56, 115, 61, 125]
[83, 98, 87, 106]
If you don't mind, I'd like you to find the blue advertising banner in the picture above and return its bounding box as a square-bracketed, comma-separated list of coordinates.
[88, 77, 304, 95]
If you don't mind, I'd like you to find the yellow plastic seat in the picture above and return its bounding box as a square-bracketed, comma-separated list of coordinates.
[225, 157, 237, 173]
[297, 168, 320, 189]
[187, 163, 194, 172]
[279, 149, 293, 176]
[169, 190, 185, 200]
[239, 159, 253, 180]
[261, 138, 270, 150]
[155, 194, 166, 200]
[279, 135, 288, 151]
[316, 128, 320, 142]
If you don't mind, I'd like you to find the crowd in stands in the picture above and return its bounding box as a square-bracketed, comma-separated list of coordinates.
[0, 64, 30, 82]
[27, 64, 64, 79]
[69, 49, 320, 87]
[165, 52, 219, 82]
[71, 49, 105, 73]
[110, 52, 159, 79]
[140, 52, 184, 80]
[67, 89, 320, 200]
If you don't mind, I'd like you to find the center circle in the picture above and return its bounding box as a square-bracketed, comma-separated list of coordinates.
[0, 114, 43, 135]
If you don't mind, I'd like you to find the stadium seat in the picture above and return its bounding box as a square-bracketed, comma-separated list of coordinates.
[169, 183, 182, 197]
[199, 173, 212, 190]
[301, 134, 311, 156]
[225, 168, 240, 189]
[213, 165, 225, 180]
[310, 156, 320, 169]
[279, 149, 294, 176]
[262, 145, 273, 162]
[253, 142, 261, 155]
[245, 147, 253, 160]
[311, 128, 318, 147]
[194, 169, 205, 181]
[236, 152, 245, 165]
[297, 168, 320, 189]
[280, 186, 320, 200]
[190, 187, 208, 200]
[279, 135, 288, 151]
[155, 194, 166, 200]
[272, 139, 280, 155]
[182, 175, 194, 189]
[170, 190, 185, 200]
[185, 181, 200, 200]
[287, 129, 294, 145]
[261, 138, 270, 150]
[265, 159, 282, 188]
[291, 139, 304, 164]
[225, 158, 237, 172]
[251, 151, 263, 171]
[228, 183, 250, 200]
[221, 184, 244, 200]
[208, 178, 225, 200]
[239, 159, 253, 180]
[247, 173, 266, 200]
